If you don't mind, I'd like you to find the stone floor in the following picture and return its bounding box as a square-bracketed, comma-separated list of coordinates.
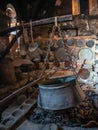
[1, 102, 98, 130]
[17, 120, 98, 130]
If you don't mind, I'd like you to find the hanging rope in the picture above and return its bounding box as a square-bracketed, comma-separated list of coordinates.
[30, 20, 34, 44]
[30, 16, 78, 79]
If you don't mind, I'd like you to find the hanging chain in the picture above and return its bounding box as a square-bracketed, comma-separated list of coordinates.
[39, 18, 78, 79]
[45, 25, 56, 63]
[58, 24, 62, 37]
[55, 23, 78, 78]
[39, 25, 56, 77]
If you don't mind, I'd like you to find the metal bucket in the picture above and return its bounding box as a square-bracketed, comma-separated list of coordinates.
[38, 76, 85, 110]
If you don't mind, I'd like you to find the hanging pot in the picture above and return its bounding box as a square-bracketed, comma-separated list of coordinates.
[37, 76, 85, 110]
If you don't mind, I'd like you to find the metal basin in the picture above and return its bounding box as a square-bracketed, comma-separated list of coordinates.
[38, 76, 85, 110]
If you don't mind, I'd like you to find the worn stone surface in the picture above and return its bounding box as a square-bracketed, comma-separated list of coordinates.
[17, 120, 52, 130]
[16, 120, 98, 130]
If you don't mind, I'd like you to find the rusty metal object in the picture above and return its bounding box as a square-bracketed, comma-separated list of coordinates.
[78, 68, 90, 80]
[54, 47, 71, 62]
[38, 77, 85, 110]
[53, 61, 60, 67]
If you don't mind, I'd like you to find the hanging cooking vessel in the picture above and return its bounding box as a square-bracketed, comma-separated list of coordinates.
[37, 76, 85, 110]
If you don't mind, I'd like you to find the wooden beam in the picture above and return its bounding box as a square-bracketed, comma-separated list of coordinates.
[31, 15, 72, 26]
[72, 0, 80, 15]
[89, 0, 98, 15]
[0, 15, 72, 37]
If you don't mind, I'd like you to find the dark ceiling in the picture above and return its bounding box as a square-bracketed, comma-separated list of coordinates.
[0, 0, 89, 22]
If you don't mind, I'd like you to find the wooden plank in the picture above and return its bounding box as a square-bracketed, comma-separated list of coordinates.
[31, 15, 72, 26]
[72, 0, 80, 15]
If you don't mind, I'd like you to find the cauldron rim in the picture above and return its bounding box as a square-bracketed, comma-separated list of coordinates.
[38, 78, 75, 89]
[39, 82, 73, 89]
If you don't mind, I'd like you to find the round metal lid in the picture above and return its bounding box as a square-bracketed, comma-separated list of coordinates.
[78, 48, 93, 61]
[67, 38, 74, 46]
[78, 68, 90, 80]
[86, 39, 94, 48]
[76, 38, 85, 47]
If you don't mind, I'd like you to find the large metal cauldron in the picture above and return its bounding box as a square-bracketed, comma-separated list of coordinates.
[38, 76, 85, 110]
